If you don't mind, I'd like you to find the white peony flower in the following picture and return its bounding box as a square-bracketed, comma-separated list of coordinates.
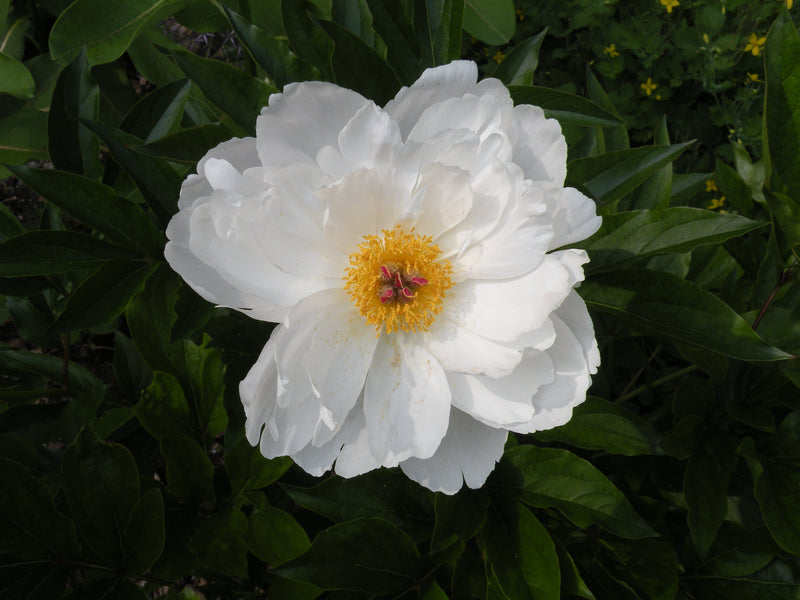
[165, 61, 602, 494]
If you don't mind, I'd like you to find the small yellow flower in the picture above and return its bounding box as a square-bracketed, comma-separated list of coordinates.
[705, 179, 718, 192]
[707, 197, 726, 210]
[604, 44, 620, 58]
[702, 33, 710, 44]
[516, 7, 525, 20]
[641, 78, 658, 96]
[492, 50, 505, 64]
[744, 33, 767, 56]
[783, 0, 793, 10]
[746, 72, 761, 82]
[661, 0, 680, 13]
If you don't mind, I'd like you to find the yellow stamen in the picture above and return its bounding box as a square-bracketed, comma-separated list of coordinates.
[344, 228, 453, 335]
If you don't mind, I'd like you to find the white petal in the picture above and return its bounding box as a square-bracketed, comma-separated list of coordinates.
[178, 137, 259, 209]
[424, 317, 524, 379]
[363, 334, 451, 465]
[256, 82, 370, 167]
[384, 61, 478, 138]
[445, 253, 576, 342]
[447, 348, 555, 429]
[544, 185, 602, 249]
[406, 163, 473, 241]
[292, 405, 365, 476]
[554, 291, 601, 374]
[400, 408, 508, 494]
[514, 313, 593, 433]
[301, 290, 380, 433]
[334, 409, 383, 478]
[508, 104, 568, 186]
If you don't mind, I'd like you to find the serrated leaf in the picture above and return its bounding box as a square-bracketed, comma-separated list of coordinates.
[276, 518, 424, 594]
[584, 208, 767, 271]
[493, 445, 657, 539]
[566, 141, 693, 206]
[49, 0, 183, 65]
[533, 396, 661, 456]
[8, 166, 164, 257]
[0, 230, 137, 276]
[62, 428, 140, 565]
[580, 269, 792, 361]
[50, 260, 158, 333]
[463, 0, 515, 45]
[511, 86, 623, 128]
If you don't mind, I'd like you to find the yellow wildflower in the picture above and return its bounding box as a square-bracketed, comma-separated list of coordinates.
[784, 0, 793, 9]
[516, 7, 525, 20]
[702, 33, 710, 44]
[746, 72, 760, 82]
[641, 78, 658, 96]
[744, 33, 766, 56]
[705, 179, 718, 192]
[492, 50, 505, 64]
[604, 44, 620, 58]
[707, 197, 726, 210]
[661, 0, 680, 13]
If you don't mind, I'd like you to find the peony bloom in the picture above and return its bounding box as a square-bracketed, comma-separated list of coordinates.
[165, 61, 601, 494]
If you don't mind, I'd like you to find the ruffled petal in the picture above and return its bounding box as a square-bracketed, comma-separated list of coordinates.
[256, 82, 370, 167]
[363, 334, 451, 465]
[400, 408, 508, 494]
[543, 184, 603, 250]
[384, 61, 478, 138]
[507, 104, 568, 186]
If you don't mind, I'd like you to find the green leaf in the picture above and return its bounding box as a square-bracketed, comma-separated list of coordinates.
[700, 523, 777, 577]
[765, 190, 800, 260]
[161, 432, 214, 504]
[0, 562, 70, 600]
[479, 500, 560, 600]
[366, 0, 421, 84]
[414, 0, 464, 66]
[245, 499, 311, 566]
[126, 265, 179, 374]
[0, 230, 137, 276]
[124, 488, 165, 573]
[584, 208, 767, 271]
[283, 470, 433, 540]
[167, 46, 274, 135]
[685, 428, 739, 558]
[510, 86, 623, 128]
[62, 428, 140, 565]
[281, 0, 335, 80]
[586, 66, 628, 152]
[47, 49, 101, 179]
[599, 537, 679, 600]
[566, 141, 693, 207]
[8, 166, 165, 257]
[120, 78, 191, 142]
[493, 445, 657, 539]
[0, 51, 34, 98]
[276, 518, 424, 594]
[431, 488, 489, 554]
[80, 119, 181, 226]
[0, 457, 80, 559]
[49, 0, 183, 65]
[764, 10, 800, 202]
[533, 397, 662, 456]
[223, 5, 319, 89]
[754, 457, 800, 555]
[580, 269, 792, 361]
[135, 371, 194, 440]
[317, 19, 403, 105]
[463, 0, 514, 45]
[50, 260, 158, 333]
[225, 439, 292, 493]
[628, 115, 672, 210]
[716, 158, 753, 214]
[492, 30, 546, 86]
[188, 507, 249, 578]
[0, 348, 103, 392]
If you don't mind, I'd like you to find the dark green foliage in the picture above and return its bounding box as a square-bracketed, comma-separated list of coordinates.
[0, 1, 799, 599]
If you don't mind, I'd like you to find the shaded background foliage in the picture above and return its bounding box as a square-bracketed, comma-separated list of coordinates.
[0, 0, 799, 598]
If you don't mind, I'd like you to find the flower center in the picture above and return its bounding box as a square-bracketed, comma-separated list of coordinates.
[344, 228, 453, 335]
